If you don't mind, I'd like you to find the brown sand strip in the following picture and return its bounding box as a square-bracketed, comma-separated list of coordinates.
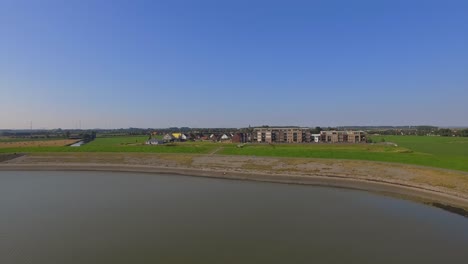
[0, 153, 25, 163]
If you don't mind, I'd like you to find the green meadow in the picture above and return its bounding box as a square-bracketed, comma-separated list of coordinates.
[0, 136, 215, 154]
[221, 136, 468, 172]
[1, 135, 467, 172]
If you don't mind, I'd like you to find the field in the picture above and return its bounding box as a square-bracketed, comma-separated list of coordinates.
[0, 136, 215, 154]
[221, 136, 468, 172]
[0, 139, 79, 148]
[0, 135, 467, 172]
[0, 137, 66, 142]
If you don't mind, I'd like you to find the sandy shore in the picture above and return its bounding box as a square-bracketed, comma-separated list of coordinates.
[1, 152, 468, 214]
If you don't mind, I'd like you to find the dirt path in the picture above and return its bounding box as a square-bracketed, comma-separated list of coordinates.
[208, 146, 224, 155]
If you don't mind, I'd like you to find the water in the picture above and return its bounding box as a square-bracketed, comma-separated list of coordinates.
[70, 141, 85, 147]
[0, 171, 467, 264]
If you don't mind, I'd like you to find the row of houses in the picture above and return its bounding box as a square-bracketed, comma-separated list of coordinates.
[146, 132, 250, 145]
[146, 128, 367, 145]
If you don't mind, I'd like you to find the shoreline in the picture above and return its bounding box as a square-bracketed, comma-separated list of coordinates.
[1, 162, 468, 216]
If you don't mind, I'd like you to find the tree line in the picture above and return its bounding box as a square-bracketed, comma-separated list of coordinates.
[369, 127, 468, 137]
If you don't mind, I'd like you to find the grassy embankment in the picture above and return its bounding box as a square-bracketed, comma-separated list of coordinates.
[0, 135, 467, 172]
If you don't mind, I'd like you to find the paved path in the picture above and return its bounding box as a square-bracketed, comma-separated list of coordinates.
[208, 147, 224, 155]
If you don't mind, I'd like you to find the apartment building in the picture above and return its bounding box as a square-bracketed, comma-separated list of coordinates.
[253, 127, 311, 143]
[320, 130, 366, 143]
[252, 128, 366, 143]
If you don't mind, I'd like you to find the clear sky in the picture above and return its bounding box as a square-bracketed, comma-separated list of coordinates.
[1, 0, 467, 129]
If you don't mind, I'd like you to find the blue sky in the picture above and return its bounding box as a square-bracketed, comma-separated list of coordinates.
[1, 0, 467, 129]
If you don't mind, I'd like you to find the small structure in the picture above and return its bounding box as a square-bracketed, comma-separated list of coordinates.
[311, 134, 321, 143]
[145, 139, 164, 145]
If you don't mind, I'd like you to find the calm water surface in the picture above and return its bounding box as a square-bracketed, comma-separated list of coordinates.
[0, 171, 467, 264]
[69, 141, 85, 147]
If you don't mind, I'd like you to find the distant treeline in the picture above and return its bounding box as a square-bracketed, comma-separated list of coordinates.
[0, 129, 97, 141]
[368, 127, 468, 137]
[2, 126, 468, 138]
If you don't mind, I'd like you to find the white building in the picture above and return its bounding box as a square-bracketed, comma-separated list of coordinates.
[312, 134, 321, 143]
[145, 139, 164, 145]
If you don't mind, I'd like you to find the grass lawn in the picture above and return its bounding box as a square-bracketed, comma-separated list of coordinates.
[219, 136, 468, 172]
[1, 135, 467, 172]
[369, 135, 468, 171]
[371, 135, 468, 157]
[0, 136, 218, 154]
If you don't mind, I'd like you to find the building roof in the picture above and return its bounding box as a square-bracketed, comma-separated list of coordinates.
[220, 134, 230, 140]
[163, 134, 174, 140]
[253, 127, 310, 130]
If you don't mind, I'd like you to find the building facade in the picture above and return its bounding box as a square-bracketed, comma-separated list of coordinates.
[252, 128, 366, 143]
[320, 130, 366, 143]
[253, 127, 312, 143]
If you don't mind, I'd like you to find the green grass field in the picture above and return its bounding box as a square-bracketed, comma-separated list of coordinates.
[221, 136, 468, 172]
[1, 135, 467, 172]
[0, 136, 216, 154]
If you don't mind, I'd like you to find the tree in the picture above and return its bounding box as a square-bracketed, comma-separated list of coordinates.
[438, 128, 452, 137]
[311, 127, 322, 134]
[460, 129, 468, 137]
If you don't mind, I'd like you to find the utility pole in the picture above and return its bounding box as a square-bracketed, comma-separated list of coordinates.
[30, 121, 32, 138]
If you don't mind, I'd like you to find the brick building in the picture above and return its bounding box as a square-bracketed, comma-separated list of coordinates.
[253, 127, 312, 143]
[252, 127, 366, 143]
[320, 130, 366, 143]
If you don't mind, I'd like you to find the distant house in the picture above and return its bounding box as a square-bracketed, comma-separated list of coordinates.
[187, 133, 196, 141]
[219, 134, 231, 141]
[163, 134, 174, 142]
[145, 139, 164, 145]
[171, 133, 188, 141]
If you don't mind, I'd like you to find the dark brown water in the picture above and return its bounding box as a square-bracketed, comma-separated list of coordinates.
[0, 171, 467, 264]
